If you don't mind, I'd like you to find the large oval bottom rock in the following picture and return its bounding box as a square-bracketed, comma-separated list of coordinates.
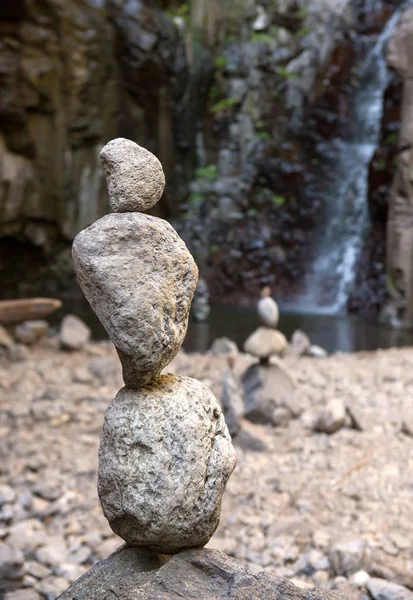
[98, 375, 236, 554]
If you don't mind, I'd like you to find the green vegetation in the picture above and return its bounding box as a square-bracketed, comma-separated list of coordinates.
[297, 27, 311, 38]
[166, 2, 190, 23]
[210, 244, 219, 254]
[376, 160, 387, 172]
[250, 32, 275, 45]
[211, 97, 240, 113]
[271, 195, 285, 206]
[189, 192, 205, 205]
[385, 132, 398, 145]
[214, 55, 228, 69]
[277, 67, 297, 81]
[256, 132, 271, 141]
[195, 164, 218, 181]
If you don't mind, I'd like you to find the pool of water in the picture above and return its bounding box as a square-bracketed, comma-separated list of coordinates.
[60, 297, 413, 355]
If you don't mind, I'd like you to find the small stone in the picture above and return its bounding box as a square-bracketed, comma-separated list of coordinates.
[314, 399, 346, 434]
[0, 325, 13, 347]
[60, 315, 91, 351]
[350, 570, 370, 587]
[88, 357, 120, 382]
[68, 544, 91, 565]
[7, 343, 29, 362]
[242, 363, 301, 426]
[308, 345, 328, 358]
[221, 368, 244, 436]
[0, 543, 24, 591]
[100, 138, 165, 213]
[14, 321, 48, 346]
[367, 578, 413, 600]
[290, 329, 311, 356]
[4, 590, 41, 600]
[25, 561, 51, 579]
[257, 290, 279, 328]
[35, 538, 68, 567]
[36, 576, 69, 600]
[72, 367, 94, 384]
[98, 375, 236, 553]
[244, 327, 287, 358]
[329, 539, 366, 576]
[7, 520, 47, 554]
[210, 337, 238, 356]
[0, 485, 16, 506]
[73, 213, 198, 387]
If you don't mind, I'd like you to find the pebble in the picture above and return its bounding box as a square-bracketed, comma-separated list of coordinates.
[314, 399, 346, 434]
[60, 315, 91, 351]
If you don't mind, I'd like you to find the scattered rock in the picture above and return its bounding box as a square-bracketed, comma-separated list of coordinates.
[0, 325, 13, 348]
[367, 578, 413, 600]
[308, 345, 328, 358]
[98, 375, 236, 553]
[350, 570, 370, 588]
[244, 327, 287, 358]
[0, 485, 16, 506]
[242, 363, 301, 425]
[6, 344, 29, 363]
[0, 543, 24, 592]
[290, 330, 311, 356]
[100, 138, 165, 213]
[58, 546, 347, 600]
[4, 590, 41, 600]
[329, 539, 366, 576]
[0, 299, 62, 326]
[14, 321, 48, 346]
[60, 315, 91, 351]
[315, 399, 346, 434]
[87, 357, 120, 382]
[36, 576, 69, 600]
[234, 419, 272, 452]
[221, 366, 244, 436]
[210, 337, 239, 356]
[72, 213, 198, 387]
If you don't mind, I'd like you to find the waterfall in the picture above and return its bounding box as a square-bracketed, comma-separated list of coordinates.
[296, 9, 403, 315]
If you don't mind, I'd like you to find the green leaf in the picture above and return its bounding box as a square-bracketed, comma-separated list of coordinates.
[272, 195, 285, 206]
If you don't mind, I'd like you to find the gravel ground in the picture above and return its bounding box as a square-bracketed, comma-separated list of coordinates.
[1, 337, 412, 599]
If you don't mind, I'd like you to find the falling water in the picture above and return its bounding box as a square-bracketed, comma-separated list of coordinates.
[298, 9, 403, 314]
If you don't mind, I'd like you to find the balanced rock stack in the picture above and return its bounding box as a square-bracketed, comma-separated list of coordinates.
[244, 287, 287, 361]
[242, 288, 301, 427]
[71, 138, 236, 554]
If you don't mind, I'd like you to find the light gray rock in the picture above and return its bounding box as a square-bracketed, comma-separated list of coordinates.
[210, 337, 239, 356]
[315, 399, 346, 434]
[367, 578, 413, 600]
[257, 295, 279, 328]
[98, 375, 236, 553]
[308, 345, 328, 358]
[4, 590, 41, 600]
[329, 539, 366, 576]
[0, 325, 13, 347]
[290, 329, 311, 356]
[60, 315, 91, 351]
[244, 327, 287, 358]
[14, 321, 48, 346]
[0, 543, 24, 592]
[221, 368, 244, 436]
[100, 138, 165, 213]
[73, 213, 198, 387]
[242, 363, 301, 426]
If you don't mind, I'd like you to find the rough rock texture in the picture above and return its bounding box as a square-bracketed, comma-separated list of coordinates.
[57, 546, 348, 600]
[98, 375, 236, 553]
[72, 212, 198, 387]
[244, 327, 287, 358]
[242, 363, 301, 426]
[384, 7, 413, 328]
[100, 138, 165, 213]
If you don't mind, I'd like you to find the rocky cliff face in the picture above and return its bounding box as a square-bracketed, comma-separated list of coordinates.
[0, 0, 404, 308]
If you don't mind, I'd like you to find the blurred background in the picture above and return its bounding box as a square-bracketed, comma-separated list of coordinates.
[1, 0, 413, 351]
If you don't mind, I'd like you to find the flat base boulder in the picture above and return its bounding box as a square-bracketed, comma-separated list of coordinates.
[242, 363, 302, 426]
[57, 546, 349, 600]
[98, 375, 236, 554]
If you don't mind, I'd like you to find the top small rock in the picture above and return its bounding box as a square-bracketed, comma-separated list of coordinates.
[100, 138, 165, 213]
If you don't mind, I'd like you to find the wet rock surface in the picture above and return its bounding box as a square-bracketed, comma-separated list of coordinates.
[1, 339, 412, 597]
